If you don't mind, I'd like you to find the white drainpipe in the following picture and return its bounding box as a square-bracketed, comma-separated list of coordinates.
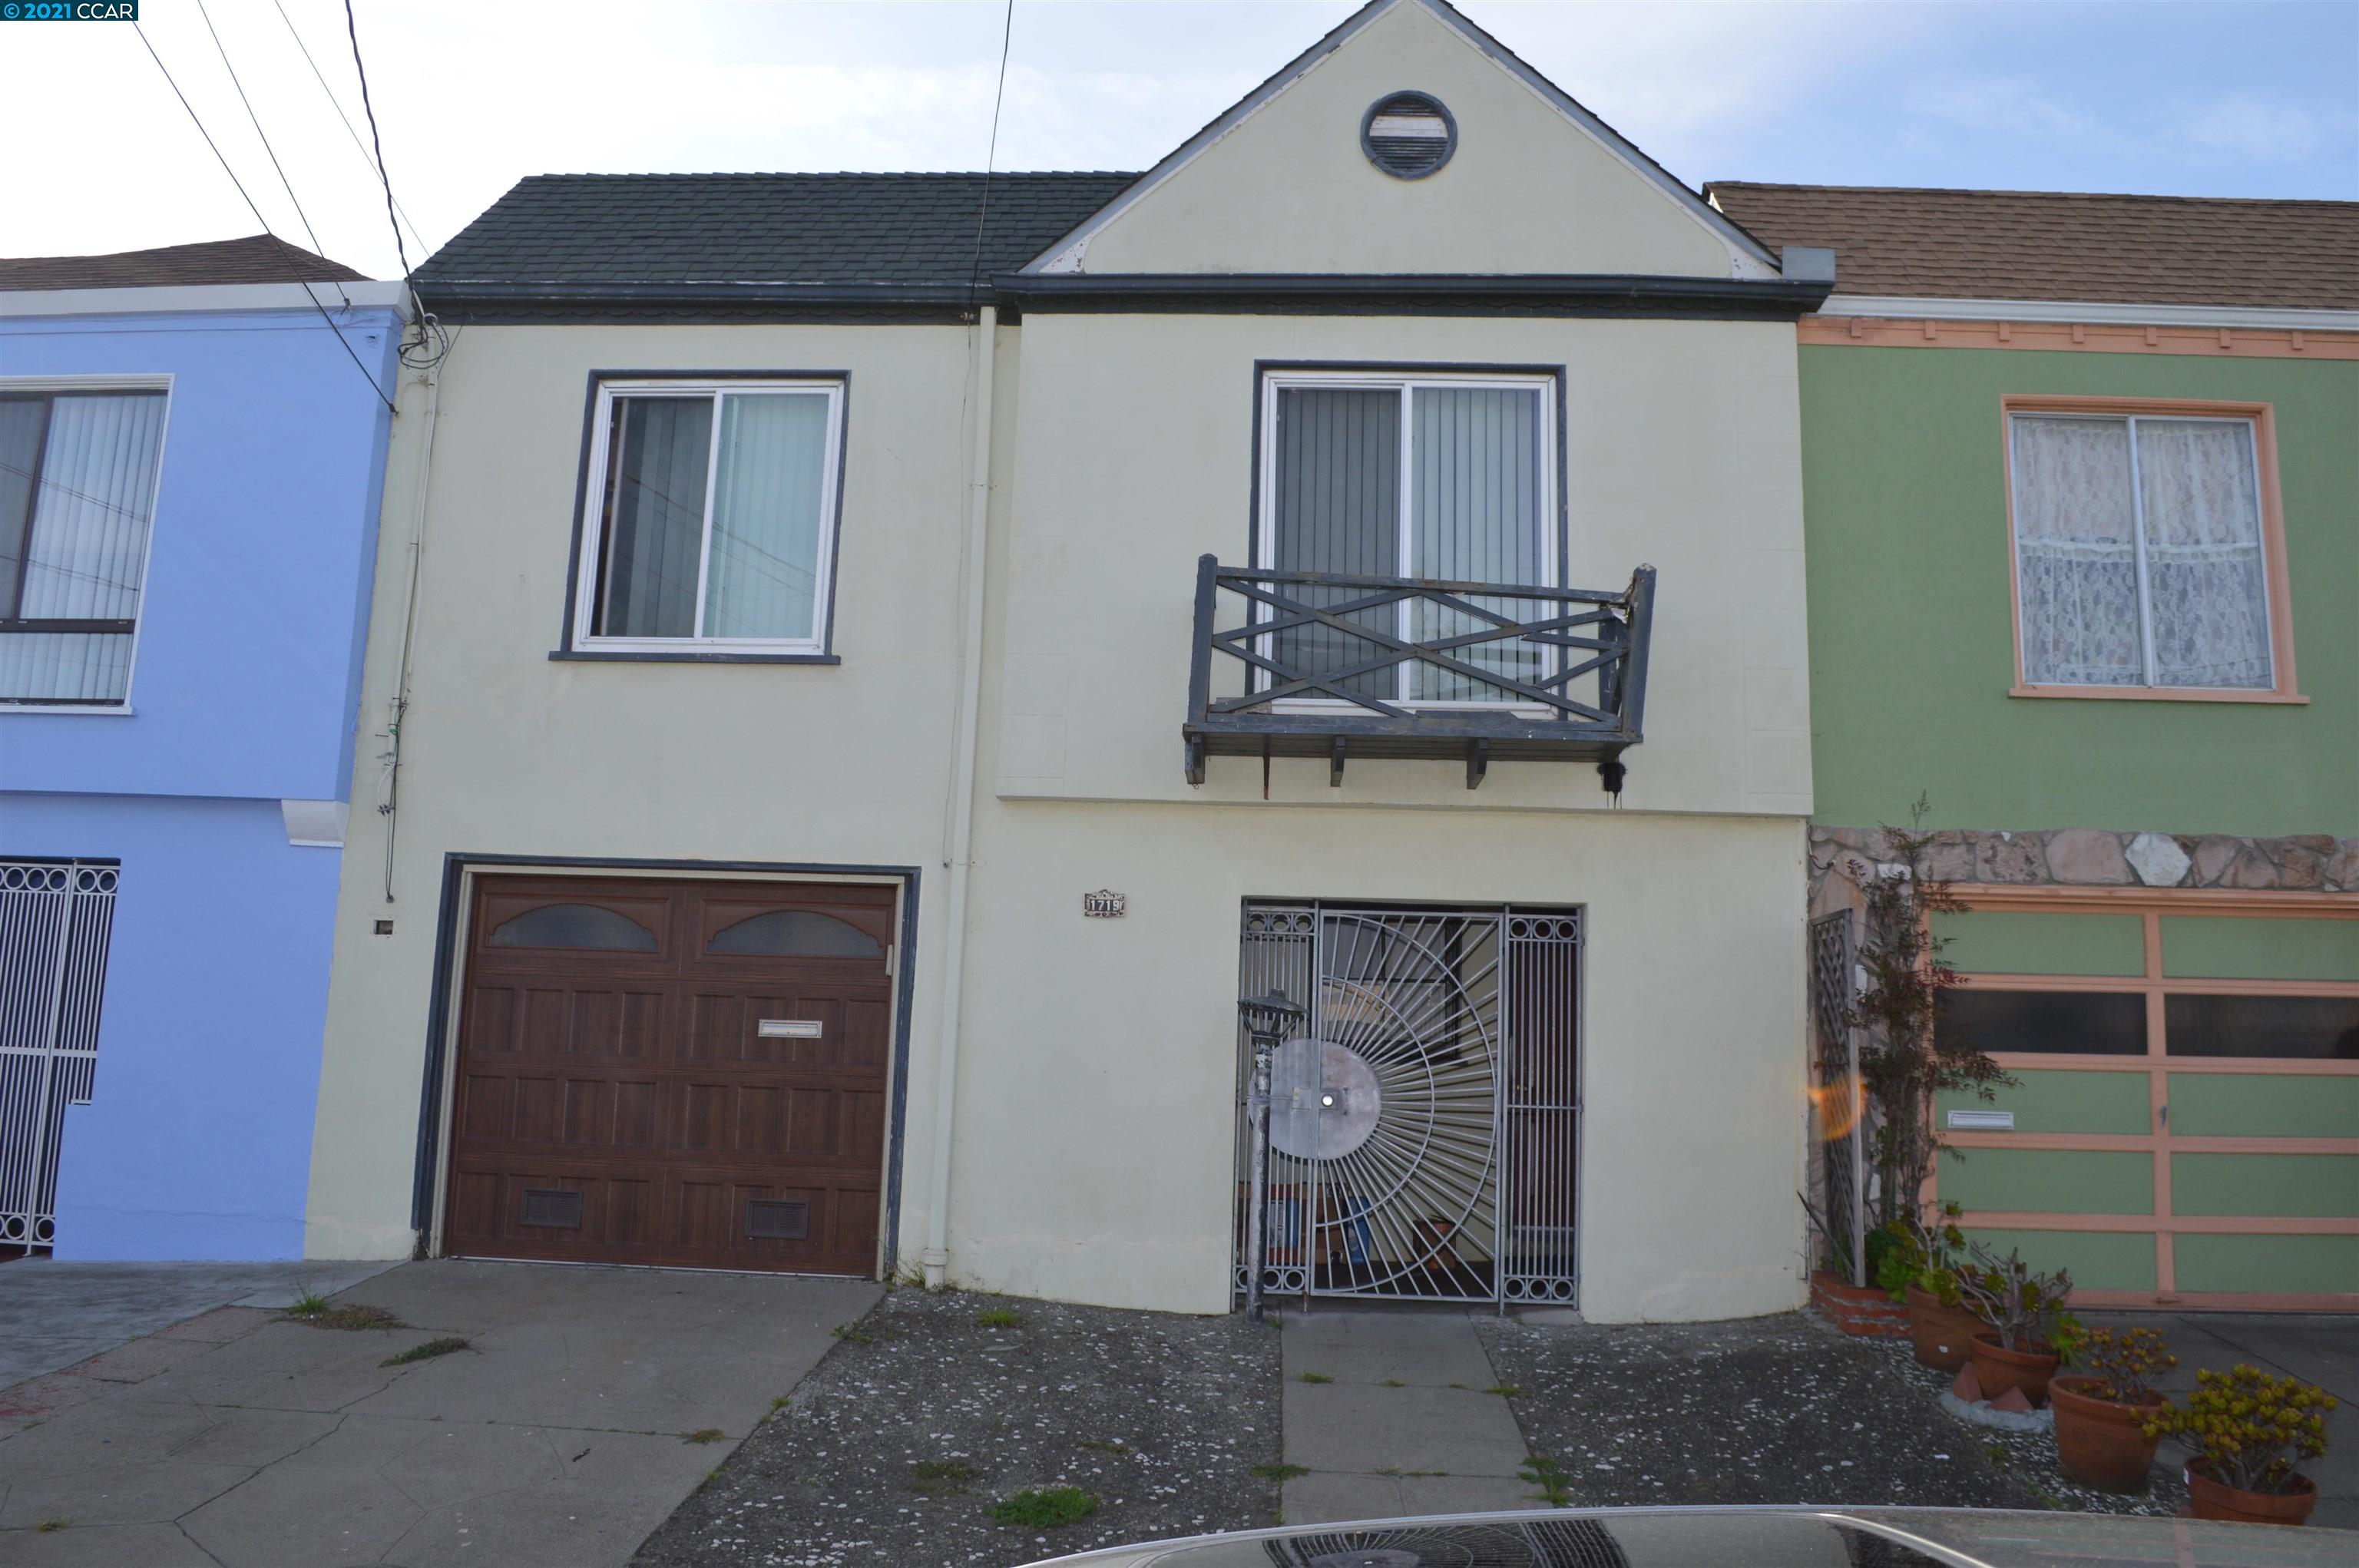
[923, 304, 997, 1289]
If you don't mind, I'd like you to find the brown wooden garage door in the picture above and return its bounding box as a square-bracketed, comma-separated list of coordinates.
[441, 875, 896, 1275]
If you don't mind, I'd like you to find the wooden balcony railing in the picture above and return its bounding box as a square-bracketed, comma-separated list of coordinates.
[1183, 557, 1656, 790]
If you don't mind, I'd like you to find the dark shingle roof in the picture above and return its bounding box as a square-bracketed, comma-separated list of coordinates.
[1706, 183, 2359, 310]
[0, 233, 369, 291]
[412, 172, 1140, 296]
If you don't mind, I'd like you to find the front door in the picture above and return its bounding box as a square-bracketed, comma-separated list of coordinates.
[441, 875, 895, 1275]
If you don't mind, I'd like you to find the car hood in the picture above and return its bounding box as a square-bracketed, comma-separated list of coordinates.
[1021, 1505, 2358, 1568]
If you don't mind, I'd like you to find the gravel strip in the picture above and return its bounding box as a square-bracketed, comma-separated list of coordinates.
[1477, 1311, 2185, 1515]
[633, 1287, 1283, 1568]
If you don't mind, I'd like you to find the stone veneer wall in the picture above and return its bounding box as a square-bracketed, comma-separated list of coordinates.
[1809, 825, 2359, 915]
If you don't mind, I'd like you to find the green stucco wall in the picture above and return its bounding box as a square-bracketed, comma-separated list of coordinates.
[1798, 346, 2359, 835]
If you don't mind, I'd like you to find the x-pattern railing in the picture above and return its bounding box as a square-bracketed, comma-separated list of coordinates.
[1184, 557, 1656, 786]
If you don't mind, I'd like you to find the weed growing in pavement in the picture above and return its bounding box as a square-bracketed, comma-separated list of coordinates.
[975, 1308, 1021, 1328]
[289, 1303, 405, 1331]
[910, 1459, 979, 1496]
[285, 1291, 331, 1317]
[1299, 1371, 1332, 1384]
[832, 1324, 878, 1344]
[769, 1397, 791, 1413]
[1076, 1439, 1130, 1454]
[1485, 1384, 1523, 1398]
[35, 1519, 67, 1533]
[683, 1429, 726, 1445]
[1377, 1467, 1449, 1477]
[1252, 1463, 1310, 1480]
[381, 1336, 468, 1367]
[989, 1486, 1099, 1529]
[1520, 1457, 1573, 1507]
[1381, 1378, 1404, 1388]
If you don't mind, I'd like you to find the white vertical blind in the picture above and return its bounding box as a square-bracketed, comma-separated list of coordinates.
[702, 392, 831, 640]
[1410, 385, 1543, 700]
[2136, 420, 2271, 689]
[0, 393, 166, 703]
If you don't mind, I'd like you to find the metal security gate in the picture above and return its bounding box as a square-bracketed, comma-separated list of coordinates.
[1808, 908, 1865, 1285]
[1236, 902, 1580, 1308]
[1, 860, 117, 1250]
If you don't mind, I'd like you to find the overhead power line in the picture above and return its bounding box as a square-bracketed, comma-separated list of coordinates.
[964, 0, 1017, 312]
[192, 0, 342, 298]
[271, 0, 428, 259]
[342, 0, 412, 283]
[131, 20, 395, 413]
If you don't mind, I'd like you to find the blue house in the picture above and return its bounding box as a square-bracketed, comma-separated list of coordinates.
[0, 235, 404, 1260]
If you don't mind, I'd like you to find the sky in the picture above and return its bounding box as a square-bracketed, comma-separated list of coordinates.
[3, 0, 2354, 281]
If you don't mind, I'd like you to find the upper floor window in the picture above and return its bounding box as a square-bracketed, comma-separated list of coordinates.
[2006, 400, 2294, 700]
[571, 377, 845, 656]
[1258, 369, 1555, 705]
[0, 386, 168, 706]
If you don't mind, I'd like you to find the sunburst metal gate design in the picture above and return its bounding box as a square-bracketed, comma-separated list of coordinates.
[1, 861, 117, 1250]
[1236, 903, 1580, 1308]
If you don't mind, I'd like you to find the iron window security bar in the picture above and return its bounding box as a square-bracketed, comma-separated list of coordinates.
[568, 377, 846, 657]
[1183, 558, 1654, 787]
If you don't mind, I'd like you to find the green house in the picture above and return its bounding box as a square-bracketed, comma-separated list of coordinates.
[1712, 183, 2358, 1310]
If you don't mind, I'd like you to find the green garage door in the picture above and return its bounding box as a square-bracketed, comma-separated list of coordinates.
[1931, 898, 2357, 1309]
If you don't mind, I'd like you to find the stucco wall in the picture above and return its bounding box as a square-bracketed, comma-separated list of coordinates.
[942, 801, 1812, 1322]
[996, 312, 1815, 818]
[303, 321, 989, 1259]
[1069, 0, 1739, 279]
[0, 305, 402, 803]
[1798, 345, 2359, 838]
[10, 793, 343, 1259]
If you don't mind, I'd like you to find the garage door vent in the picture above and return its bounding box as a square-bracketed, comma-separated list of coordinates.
[520, 1188, 583, 1229]
[746, 1199, 809, 1240]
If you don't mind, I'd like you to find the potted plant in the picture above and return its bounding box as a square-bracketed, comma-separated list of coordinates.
[1878, 1203, 1980, 1371]
[2149, 1364, 2338, 1525]
[1951, 1241, 2071, 1406]
[2050, 1326, 2175, 1493]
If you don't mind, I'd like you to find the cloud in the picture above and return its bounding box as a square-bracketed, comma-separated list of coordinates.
[1909, 74, 2106, 142]
[2182, 94, 2331, 161]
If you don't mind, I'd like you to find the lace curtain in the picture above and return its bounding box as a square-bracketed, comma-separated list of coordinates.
[2011, 414, 2270, 690]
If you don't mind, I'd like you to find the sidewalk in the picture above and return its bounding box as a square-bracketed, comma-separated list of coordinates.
[1277, 1308, 1534, 1524]
[0, 1259, 878, 1566]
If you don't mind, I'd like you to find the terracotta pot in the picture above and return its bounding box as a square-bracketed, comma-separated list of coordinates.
[2186, 1459, 2319, 1526]
[1969, 1331, 2060, 1407]
[2048, 1376, 2163, 1494]
[1904, 1284, 1981, 1371]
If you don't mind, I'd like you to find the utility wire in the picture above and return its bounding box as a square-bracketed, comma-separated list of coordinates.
[270, 0, 428, 258]
[132, 20, 395, 413]
[962, 0, 1017, 313]
[192, 0, 344, 304]
[342, 0, 412, 283]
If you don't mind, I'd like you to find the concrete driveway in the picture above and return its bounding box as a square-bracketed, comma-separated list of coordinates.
[0, 1259, 879, 1566]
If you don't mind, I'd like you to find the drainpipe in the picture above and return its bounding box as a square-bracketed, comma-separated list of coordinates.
[923, 304, 997, 1289]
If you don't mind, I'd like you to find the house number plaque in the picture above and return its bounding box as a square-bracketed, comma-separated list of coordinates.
[1082, 889, 1127, 918]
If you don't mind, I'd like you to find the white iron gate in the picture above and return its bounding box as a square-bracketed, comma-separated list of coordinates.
[1236, 902, 1580, 1308]
[1, 860, 117, 1249]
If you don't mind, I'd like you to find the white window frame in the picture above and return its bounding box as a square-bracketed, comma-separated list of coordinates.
[2006, 408, 2275, 693]
[1255, 368, 1560, 713]
[0, 374, 174, 715]
[571, 377, 847, 655]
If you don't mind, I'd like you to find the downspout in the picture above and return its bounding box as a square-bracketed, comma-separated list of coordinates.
[923, 303, 997, 1288]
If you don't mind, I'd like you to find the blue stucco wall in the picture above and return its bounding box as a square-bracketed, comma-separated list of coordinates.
[6, 794, 343, 1259]
[1, 298, 397, 1259]
[0, 304, 401, 801]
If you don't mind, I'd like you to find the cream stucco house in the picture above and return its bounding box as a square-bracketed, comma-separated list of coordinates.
[305, 0, 1833, 1320]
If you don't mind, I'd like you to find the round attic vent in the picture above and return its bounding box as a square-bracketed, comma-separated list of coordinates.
[1361, 91, 1456, 180]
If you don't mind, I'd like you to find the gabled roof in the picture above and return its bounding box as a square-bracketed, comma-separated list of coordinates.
[411, 172, 1139, 303]
[1705, 183, 2359, 311]
[1019, 0, 1780, 279]
[0, 233, 369, 292]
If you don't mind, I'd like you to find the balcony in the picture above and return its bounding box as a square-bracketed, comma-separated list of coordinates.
[1183, 557, 1656, 791]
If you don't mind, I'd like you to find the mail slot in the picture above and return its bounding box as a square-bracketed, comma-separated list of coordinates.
[758, 1018, 823, 1039]
[1947, 1108, 2014, 1131]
